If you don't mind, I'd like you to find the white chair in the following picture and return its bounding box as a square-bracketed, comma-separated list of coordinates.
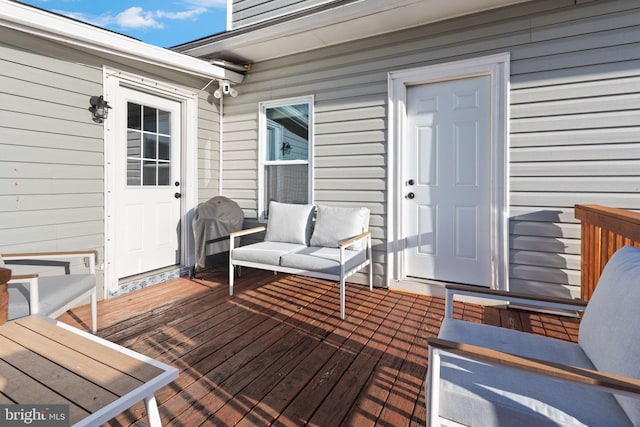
[2, 251, 97, 333]
[427, 245, 640, 426]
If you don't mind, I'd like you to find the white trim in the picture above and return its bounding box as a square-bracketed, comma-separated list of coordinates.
[257, 95, 315, 222]
[0, 0, 243, 83]
[387, 52, 510, 291]
[103, 67, 199, 296]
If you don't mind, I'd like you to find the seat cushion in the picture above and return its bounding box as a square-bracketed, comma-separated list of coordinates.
[437, 352, 632, 427]
[280, 246, 367, 276]
[310, 205, 370, 250]
[8, 274, 95, 320]
[578, 245, 640, 424]
[436, 317, 632, 426]
[264, 201, 315, 245]
[232, 242, 307, 266]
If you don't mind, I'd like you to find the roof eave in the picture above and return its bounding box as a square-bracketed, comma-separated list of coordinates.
[0, 1, 244, 83]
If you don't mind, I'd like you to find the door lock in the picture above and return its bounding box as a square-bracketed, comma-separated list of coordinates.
[408, 179, 415, 186]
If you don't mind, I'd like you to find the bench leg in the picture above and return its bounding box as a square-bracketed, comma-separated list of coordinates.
[340, 277, 346, 320]
[145, 395, 162, 427]
[90, 289, 97, 334]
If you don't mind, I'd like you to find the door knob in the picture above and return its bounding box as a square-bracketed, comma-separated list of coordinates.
[174, 192, 182, 199]
[406, 192, 415, 199]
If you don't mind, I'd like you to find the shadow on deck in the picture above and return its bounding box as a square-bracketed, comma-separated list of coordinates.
[58, 267, 579, 426]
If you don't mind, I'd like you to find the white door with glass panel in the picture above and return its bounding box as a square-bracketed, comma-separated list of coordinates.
[115, 87, 182, 279]
[403, 76, 491, 286]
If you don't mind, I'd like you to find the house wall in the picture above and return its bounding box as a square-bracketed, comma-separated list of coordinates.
[229, 0, 334, 29]
[0, 27, 221, 298]
[220, 0, 640, 296]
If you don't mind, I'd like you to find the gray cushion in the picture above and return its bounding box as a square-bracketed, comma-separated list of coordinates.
[8, 274, 96, 320]
[280, 246, 367, 276]
[232, 242, 306, 266]
[264, 201, 315, 245]
[578, 245, 640, 424]
[438, 353, 632, 427]
[310, 205, 370, 250]
[438, 318, 631, 426]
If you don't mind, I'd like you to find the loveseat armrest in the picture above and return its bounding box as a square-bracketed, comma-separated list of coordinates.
[338, 230, 371, 249]
[229, 226, 267, 252]
[230, 226, 267, 239]
[444, 283, 587, 319]
[427, 337, 640, 398]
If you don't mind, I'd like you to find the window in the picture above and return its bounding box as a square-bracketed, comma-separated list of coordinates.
[126, 102, 172, 186]
[259, 96, 314, 220]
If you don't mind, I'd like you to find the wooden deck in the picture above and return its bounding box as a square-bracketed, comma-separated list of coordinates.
[58, 267, 580, 426]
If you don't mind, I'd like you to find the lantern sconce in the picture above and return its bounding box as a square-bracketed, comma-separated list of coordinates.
[89, 95, 111, 123]
[281, 142, 292, 157]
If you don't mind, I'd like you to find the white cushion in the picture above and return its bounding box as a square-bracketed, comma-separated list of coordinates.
[578, 245, 640, 424]
[280, 246, 367, 276]
[310, 205, 370, 250]
[232, 242, 306, 266]
[264, 202, 315, 245]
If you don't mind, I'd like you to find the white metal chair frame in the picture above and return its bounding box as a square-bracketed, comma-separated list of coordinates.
[4, 251, 97, 333]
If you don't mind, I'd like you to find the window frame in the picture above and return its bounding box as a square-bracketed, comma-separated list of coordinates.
[258, 95, 315, 222]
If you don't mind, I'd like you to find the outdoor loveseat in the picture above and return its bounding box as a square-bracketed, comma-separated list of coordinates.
[427, 245, 640, 426]
[229, 201, 373, 319]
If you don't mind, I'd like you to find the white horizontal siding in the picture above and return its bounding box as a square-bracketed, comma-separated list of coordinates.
[230, 0, 333, 29]
[0, 36, 106, 283]
[219, 0, 640, 293]
[198, 93, 221, 203]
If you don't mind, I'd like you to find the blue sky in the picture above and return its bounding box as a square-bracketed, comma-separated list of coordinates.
[20, 0, 228, 48]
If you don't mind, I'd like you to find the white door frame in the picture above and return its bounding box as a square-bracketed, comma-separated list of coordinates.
[103, 67, 199, 297]
[386, 53, 510, 291]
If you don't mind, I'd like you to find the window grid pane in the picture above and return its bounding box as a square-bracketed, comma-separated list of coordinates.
[126, 102, 172, 187]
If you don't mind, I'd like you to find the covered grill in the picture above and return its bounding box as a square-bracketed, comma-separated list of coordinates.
[191, 196, 244, 277]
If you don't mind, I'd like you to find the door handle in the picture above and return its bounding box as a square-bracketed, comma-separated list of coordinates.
[174, 192, 182, 199]
[406, 192, 415, 199]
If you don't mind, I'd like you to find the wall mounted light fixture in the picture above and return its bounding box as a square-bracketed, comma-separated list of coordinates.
[89, 95, 111, 123]
[281, 142, 292, 156]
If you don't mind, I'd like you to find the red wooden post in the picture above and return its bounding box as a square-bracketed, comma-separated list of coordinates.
[575, 204, 640, 300]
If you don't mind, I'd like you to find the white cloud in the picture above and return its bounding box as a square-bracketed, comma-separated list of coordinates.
[157, 8, 207, 20]
[54, 4, 220, 32]
[185, 0, 226, 7]
[117, 7, 163, 29]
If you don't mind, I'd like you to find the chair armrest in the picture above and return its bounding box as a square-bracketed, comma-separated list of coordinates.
[338, 231, 371, 249]
[230, 226, 267, 239]
[2, 251, 96, 275]
[2, 250, 96, 261]
[444, 283, 587, 318]
[8, 273, 39, 281]
[428, 337, 640, 398]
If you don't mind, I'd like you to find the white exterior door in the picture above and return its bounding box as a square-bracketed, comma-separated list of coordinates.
[403, 76, 492, 286]
[115, 87, 182, 279]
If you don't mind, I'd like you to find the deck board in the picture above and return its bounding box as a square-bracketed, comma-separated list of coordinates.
[57, 266, 581, 426]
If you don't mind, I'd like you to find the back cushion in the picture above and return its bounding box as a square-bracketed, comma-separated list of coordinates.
[579, 245, 640, 424]
[264, 201, 315, 245]
[310, 205, 370, 250]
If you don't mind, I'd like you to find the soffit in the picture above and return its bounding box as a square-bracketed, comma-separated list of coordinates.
[176, 0, 534, 63]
